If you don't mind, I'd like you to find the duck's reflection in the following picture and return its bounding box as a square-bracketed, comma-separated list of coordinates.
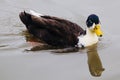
[86, 44, 105, 77]
[22, 30, 105, 76]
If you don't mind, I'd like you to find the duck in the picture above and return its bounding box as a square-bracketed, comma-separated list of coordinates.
[19, 10, 103, 48]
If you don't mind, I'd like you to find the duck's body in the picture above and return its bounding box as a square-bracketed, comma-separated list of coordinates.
[19, 10, 103, 48]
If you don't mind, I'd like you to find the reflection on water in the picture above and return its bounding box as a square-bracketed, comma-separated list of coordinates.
[0, 45, 8, 47]
[87, 44, 105, 77]
[23, 30, 105, 77]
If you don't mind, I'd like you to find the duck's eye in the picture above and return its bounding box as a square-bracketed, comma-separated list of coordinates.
[87, 20, 93, 27]
[89, 20, 93, 24]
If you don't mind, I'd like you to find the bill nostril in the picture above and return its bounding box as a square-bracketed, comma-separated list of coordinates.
[100, 35, 102, 37]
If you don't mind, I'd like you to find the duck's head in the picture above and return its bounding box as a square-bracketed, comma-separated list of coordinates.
[86, 14, 103, 37]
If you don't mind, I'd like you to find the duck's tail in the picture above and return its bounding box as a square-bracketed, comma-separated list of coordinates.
[19, 11, 32, 26]
[19, 10, 43, 26]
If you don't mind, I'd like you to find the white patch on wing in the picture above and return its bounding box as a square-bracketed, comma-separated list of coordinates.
[30, 10, 43, 17]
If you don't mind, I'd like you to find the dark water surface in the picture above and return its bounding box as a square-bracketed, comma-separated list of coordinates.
[0, 0, 120, 80]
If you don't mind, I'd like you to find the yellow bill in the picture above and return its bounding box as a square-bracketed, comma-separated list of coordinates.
[94, 24, 103, 37]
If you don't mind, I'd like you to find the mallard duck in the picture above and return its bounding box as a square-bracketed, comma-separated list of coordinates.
[19, 10, 103, 48]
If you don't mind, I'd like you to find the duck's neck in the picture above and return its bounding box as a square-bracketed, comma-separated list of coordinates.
[77, 28, 98, 47]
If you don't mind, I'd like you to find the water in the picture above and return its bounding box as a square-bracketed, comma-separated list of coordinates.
[0, 0, 120, 80]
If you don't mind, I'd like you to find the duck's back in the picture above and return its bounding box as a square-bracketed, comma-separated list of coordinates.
[19, 11, 84, 47]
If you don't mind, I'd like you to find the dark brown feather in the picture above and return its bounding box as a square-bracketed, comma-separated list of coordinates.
[19, 11, 84, 47]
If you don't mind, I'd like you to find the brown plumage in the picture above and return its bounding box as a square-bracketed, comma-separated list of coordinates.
[19, 11, 84, 48]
